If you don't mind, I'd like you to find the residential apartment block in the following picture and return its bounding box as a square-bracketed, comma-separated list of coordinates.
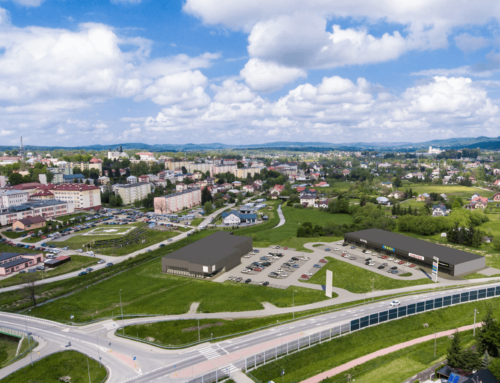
[0, 190, 29, 208]
[37, 184, 101, 211]
[154, 188, 201, 214]
[0, 200, 74, 226]
[210, 164, 237, 177]
[113, 183, 152, 205]
[234, 167, 261, 179]
[166, 160, 193, 171]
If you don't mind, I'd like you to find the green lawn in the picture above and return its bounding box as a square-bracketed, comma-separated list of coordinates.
[0, 334, 21, 368]
[250, 298, 500, 383]
[1, 350, 107, 383]
[28, 256, 328, 322]
[190, 218, 204, 226]
[0, 255, 99, 288]
[305, 256, 433, 293]
[53, 212, 92, 223]
[325, 333, 475, 383]
[53, 225, 179, 256]
[234, 203, 352, 252]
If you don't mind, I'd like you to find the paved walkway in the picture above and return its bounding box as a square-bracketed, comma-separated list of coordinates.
[274, 204, 286, 228]
[301, 323, 482, 383]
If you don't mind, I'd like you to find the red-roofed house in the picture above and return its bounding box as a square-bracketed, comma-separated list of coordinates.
[315, 181, 330, 187]
[138, 175, 150, 183]
[272, 185, 285, 195]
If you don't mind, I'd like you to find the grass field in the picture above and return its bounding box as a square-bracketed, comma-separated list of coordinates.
[53, 225, 178, 256]
[54, 212, 92, 223]
[325, 332, 475, 383]
[0, 255, 99, 288]
[250, 298, 500, 383]
[305, 256, 433, 293]
[404, 184, 494, 199]
[0, 334, 21, 368]
[190, 218, 204, 226]
[24, 251, 328, 322]
[235, 202, 352, 251]
[1, 350, 106, 383]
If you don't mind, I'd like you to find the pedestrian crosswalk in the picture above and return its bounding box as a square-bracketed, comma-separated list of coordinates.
[222, 364, 239, 374]
[198, 347, 223, 360]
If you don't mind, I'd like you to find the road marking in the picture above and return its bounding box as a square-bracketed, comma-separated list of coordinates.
[198, 347, 222, 360]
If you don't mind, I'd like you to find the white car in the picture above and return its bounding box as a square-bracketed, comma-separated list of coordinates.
[368, 262, 375, 266]
[388, 258, 394, 261]
[334, 248, 340, 251]
[404, 262, 411, 267]
[241, 269, 249, 273]
[300, 257, 309, 261]
[280, 272, 288, 277]
[390, 300, 401, 307]
[393, 259, 399, 263]
[305, 272, 313, 276]
[87, 251, 94, 255]
[275, 268, 283, 272]
[365, 251, 372, 254]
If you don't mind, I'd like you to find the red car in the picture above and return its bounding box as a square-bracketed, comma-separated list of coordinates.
[41, 236, 47, 239]
[409, 264, 416, 268]
[319, 259, 328, 263]
[29, 246, 36, 250]
[301, 274, 309, 279]
[381, 255, 388, 259]
[283, 247, 288, 250]
[398, 261, 405, 265]
[254, 267, 262, 272]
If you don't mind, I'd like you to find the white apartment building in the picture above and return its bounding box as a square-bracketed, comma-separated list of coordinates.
[154, 188, 201, 214]
[210, 164, 237, 177]
[0, 200, 74, 226]
[0, 190, 29, 209]
[135, 152, 156, 161]
[113, 183, 152, 205]
[187, 163, 212, 173]
[47, 184, 101, 211]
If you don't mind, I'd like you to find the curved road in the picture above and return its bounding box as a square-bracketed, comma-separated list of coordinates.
[1, 282, 499, 382]
[274, 204, 286, 228]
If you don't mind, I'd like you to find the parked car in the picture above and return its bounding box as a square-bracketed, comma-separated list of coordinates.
[313, 264, 321, 268]
[390, 266, 398, 270]
[350, 246, 356, 249]
[159, 244, 165, 248]
[409, 264, 416, 268]
[378, 265, 385, 269]
[78, 271, 87, 276]
[106, 262, 113, 267]
[324, 248, 331, 251]
[319, 259, 327, 263]
[97, 260, 106, 264]
[301, 274, 310, 279]
[390, 300, 401, 306]
[263, 281, 270, 286]
[244, 279, 251, 284]
[86, 268, 93, 272]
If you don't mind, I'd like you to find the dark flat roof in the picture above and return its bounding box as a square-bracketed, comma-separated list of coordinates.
[345, 228, 483, 265]
[163, 231, 250, 266]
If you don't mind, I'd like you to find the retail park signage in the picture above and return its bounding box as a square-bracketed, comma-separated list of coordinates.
[383, 245, 395, 252]
[360, 239, 367, 243]
[409, 253, 424, 261]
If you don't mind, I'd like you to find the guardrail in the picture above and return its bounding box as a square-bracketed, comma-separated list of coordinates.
[183, 284, 500, 383]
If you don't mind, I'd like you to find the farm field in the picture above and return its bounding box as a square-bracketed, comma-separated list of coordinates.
[1, 350, 106, 383]
[26, 254, 329, 323]
[305, 256, 433, 293]
[250, 299, 500, 383]
[404, 184, 494, 199]
[0, 254, 99, 288]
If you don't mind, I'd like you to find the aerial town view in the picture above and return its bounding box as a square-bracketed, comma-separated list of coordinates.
[2, 1, 500, 383]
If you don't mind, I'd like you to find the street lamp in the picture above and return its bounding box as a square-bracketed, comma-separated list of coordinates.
[292, 291, 297, 319]
[24, 314, 33, 367]
[474, 308, 479, 336]
[119, 289, 124, 334]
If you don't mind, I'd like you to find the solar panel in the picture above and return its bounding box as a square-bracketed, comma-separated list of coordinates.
[454, 375, 460, 383]
[448, 373, 460, 383]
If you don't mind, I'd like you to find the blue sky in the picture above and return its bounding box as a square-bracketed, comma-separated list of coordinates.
[1, 0, 500, 146]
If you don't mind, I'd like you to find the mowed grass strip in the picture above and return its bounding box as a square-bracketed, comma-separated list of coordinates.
[0, 254, 99, 288]
[324, 333, 475, 383]
[251, 299, 500, 383]
[405, 184, 494, 198]
[1, 350, 106, 383]
[28, 256, 329, 323]
[0, 333, 21, 368]
[305, 256, 433, 293]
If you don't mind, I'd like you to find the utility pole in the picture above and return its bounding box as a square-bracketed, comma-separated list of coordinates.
[372, 278, 374, 301]
[198, 318, 200, 342]
[24, 316, 33, 366]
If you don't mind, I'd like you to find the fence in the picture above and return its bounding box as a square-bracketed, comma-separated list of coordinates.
[183, 284, 500, 383]
[0, 325, 28, 339]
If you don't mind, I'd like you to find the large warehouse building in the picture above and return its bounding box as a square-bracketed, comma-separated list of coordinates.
[161, 231, 252, 278]
[344, 229, 485, 277]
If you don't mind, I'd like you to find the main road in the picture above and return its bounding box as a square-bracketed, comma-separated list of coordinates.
[1, 282, 498, 383]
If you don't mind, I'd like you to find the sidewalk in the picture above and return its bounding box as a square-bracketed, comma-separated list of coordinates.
[301, 323, 482, 383]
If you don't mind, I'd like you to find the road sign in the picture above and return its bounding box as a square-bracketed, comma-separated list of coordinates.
[133, 357, 136, 361]
[432, 256, 439, 282]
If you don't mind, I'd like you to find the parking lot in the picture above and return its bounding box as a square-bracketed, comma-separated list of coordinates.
[214, 245, 330, 289]
[314, 242, 430, 280]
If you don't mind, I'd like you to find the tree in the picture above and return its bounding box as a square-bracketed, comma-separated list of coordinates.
[8, 172, 23, 185]
[181, 166, 188, 175]
[490, 358, 500, 380]
[115, 194, 123, 207]
[452, 200, 462, 210]
[393, 177, 402, 188]
[201, 187, 213, 205]
[22, 274, 38, 307]
[204, 201, 213, 215]
[236, 161, 244, 168]
[447, 331, 463, 368]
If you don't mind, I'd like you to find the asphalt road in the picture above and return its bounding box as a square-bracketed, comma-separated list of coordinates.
[1, 282, 499, 383]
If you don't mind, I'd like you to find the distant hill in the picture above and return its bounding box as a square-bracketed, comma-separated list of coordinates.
[1, 136, 500, 152]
